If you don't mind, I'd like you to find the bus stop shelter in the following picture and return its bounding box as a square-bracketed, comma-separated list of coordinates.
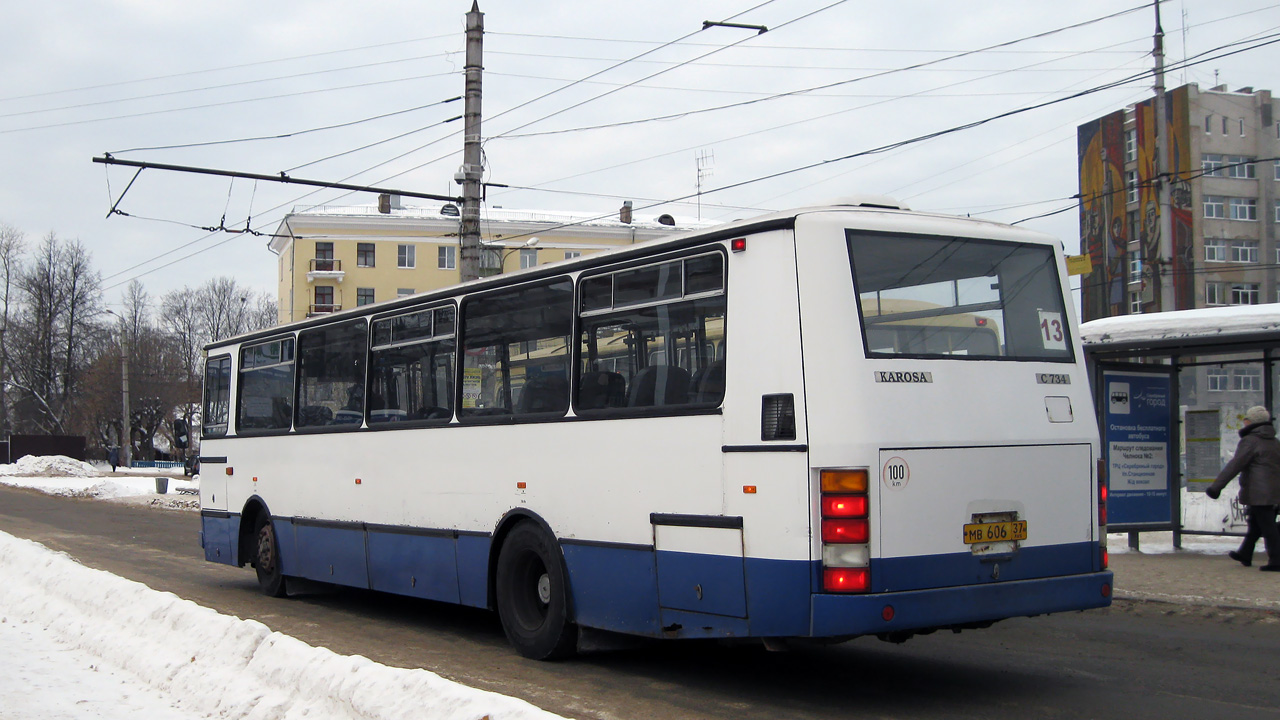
[1081, 305, 1280, 549]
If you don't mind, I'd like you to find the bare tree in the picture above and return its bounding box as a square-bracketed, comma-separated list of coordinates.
[0, 223, 25, 436]
[8, 233, 102, 434]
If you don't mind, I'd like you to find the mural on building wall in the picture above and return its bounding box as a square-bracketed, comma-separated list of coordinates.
[1134, 86, 1195, 312]
[1077, 110, 1127, 321]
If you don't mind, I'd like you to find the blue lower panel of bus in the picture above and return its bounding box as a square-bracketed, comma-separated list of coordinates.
[200, 512, 1108, 640]
[811, 569, 1113, 637]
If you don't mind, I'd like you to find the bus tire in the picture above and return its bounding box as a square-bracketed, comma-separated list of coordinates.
[253, 514, 287, 598]
[495, 522, 577, 660]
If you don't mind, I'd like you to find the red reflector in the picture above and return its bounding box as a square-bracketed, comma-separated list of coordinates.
[730, 237, 747, 252]
[1101, 583, 1112, 598]
[1100, 485, 1108, 502]
[821, 494, 868, 518]
[1101, 548, 1109, 570]
[822, 518, 869, 544]
[823, 567, 869, 593]
[1099, 506, 1107, 526]
[881, 605, 895, 621]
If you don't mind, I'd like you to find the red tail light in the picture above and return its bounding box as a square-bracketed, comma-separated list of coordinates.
[823, 567, 869, 593]
[822, 518, 869, 544]
[821, 494, 868, 518]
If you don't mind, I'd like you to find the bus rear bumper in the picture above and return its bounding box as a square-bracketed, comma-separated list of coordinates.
[810, 570, 1113, 637]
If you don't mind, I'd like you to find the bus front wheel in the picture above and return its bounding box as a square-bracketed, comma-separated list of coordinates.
[495, 522, 577, 660]
[253, 515, 287, 598]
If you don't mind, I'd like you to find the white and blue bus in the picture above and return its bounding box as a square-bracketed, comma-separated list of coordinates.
[197, 199, 1112, 659]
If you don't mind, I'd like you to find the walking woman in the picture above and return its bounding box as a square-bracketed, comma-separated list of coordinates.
[1207, 406, 1280, 572]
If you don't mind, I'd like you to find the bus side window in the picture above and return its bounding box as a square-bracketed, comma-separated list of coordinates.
[369, 305, 456, 424]
[459, 279, 573, 419]
[576, 250, 726, 414]
[202, 355, 232, 438]
[237, 337, 295, 432]
[296, 320, 368, 429]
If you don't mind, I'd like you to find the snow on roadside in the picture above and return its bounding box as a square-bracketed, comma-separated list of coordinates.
[0, 454, 100, 478]
[0, 530, 566, 720]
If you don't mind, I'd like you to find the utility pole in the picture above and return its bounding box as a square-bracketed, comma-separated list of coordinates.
[1153, 0, 1176, 311]
[459, 1, 485, 283]
[107, 310, 131, 469]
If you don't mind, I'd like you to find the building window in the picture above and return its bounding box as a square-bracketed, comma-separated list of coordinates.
[438, 245, 456, 270]
[1124, 128, 1137, 163]
[398, 244, 416, 268]
[1239, 118, 1246, 137]
[1203, 196, 1226, 219]
[397, 288, 415, 298]
[1205, 115, 1212, 134]
[1202, 154, 1226, 177]
[357, 243, 375, 268]
[314, 241, 335, 271]
[357, 287, 375, 306]
[1207, 367, 1228, 392]
[1231, 283, 1260, 305]
[520, 248, 538, 269]
[1222, 116, 1229, 135]
[1128, 248, 1143, 282]
[1275, 200, 1280, 224]
[1233, 367, 1261, 391]
[1226, 155, 1256, 179]
[1274, 160, 1280, 180]
[314, 285, 335, 312]
[1230, 240, 1259, 263]
[1205, 238, 1226, 262]
[1125, 170, 1139, 204]
[1229, 197, 1257, 221]
[1129, 292, 1142, 314]
[564, 251, 582, 260]
[1206, 281, 1226, 305]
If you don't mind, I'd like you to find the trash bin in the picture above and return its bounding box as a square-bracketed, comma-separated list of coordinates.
[155, 477, 169, 494]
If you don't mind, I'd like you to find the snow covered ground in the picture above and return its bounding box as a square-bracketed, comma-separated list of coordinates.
[0, 456, 1251, 720]
[0, 458, 565, 720]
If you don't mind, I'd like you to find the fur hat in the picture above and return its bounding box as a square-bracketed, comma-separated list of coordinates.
[1245, 406, 1271, 424]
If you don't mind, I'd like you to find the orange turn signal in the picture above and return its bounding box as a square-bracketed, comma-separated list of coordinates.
[821, 469, 868, 493]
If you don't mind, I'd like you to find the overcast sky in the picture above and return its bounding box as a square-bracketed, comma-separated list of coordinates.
[1, 1, 1277, 309]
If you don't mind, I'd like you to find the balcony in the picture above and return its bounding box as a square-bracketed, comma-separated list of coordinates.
[308, 303, 342, 317]
[307, 258, 345, 283]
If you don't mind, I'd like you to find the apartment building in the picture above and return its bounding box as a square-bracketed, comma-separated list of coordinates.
[268, 199, 694, 323]
[1077, 82, 1277, 322]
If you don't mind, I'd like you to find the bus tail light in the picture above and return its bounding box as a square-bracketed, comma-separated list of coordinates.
[822, 518, 869, 544]
[823, 567, 869, 593]
[1098, 458, 1108, 570]
[820, 469, 870, 593]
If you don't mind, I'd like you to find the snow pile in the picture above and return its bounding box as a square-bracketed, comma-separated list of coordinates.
[0, 471, 197, 501]
[0, 531, 566, 720]
[0, 454, 100, 478]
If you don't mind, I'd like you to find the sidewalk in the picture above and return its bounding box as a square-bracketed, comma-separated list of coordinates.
[1107, 532, 1280, 613]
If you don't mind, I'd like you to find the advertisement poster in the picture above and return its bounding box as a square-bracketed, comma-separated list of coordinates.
[1103, 369, 1173, 526]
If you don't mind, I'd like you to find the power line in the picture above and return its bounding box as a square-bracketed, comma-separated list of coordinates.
[108, 97, 461, 155]
[0, 33, 458, 104]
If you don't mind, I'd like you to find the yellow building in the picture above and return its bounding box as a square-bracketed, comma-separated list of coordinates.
[269, 198, 697, 323]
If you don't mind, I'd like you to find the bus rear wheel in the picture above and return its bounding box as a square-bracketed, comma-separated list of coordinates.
[253, 515, 287, 598]
[495, 522, 577, 660]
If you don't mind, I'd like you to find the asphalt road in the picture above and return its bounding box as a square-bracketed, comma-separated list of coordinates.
[2, 484, 1278, 720]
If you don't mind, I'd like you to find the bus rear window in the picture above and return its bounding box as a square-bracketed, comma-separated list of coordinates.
[847, 231, 1073, 362]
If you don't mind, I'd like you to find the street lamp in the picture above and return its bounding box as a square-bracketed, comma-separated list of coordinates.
[104, 309, 131, 470]
[479, 236, 538, 277]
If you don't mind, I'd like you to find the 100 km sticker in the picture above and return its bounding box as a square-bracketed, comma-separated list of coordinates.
[882, 456, 909, 490]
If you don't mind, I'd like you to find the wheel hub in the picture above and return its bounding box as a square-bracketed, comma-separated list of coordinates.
[536, 573, 551, 605]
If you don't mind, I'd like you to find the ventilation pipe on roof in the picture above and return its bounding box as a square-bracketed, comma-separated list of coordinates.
[620, 200, 633, 224]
